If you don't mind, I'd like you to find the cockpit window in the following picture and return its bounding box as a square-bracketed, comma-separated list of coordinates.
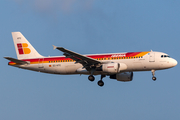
[161, 55, 170, 58]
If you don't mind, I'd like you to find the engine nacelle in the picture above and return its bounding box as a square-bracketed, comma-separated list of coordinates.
[110, 72, 133, 82]
[102, 63, 120, 73]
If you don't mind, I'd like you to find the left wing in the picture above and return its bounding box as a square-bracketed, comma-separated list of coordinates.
[53, 46, 101, 69]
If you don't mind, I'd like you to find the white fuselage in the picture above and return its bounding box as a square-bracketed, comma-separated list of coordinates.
[12, 51, 177, 75]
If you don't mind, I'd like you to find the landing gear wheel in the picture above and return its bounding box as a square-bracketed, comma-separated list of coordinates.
[88, 75, 95, 82]
[152, 77, 156, 81]
[97, 80, 104, 87]
[151, 70, 157, 81]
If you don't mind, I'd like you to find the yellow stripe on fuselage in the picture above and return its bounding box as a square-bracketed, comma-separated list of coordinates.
[9, 51, 150, 66]
[135, 51, 150, 57]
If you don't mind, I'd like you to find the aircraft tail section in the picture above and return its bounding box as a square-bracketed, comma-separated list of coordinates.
[12, 32, 43, 59]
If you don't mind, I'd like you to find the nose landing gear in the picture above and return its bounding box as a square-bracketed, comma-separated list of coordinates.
[151, 70, 157, 81]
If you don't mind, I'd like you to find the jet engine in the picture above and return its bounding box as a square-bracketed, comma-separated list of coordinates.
[101, 63, 127, 74]
[102, 63, 120, 73]
[110, 72, 133, 82]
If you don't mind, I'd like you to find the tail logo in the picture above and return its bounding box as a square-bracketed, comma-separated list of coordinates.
[17, 43, 31, 54]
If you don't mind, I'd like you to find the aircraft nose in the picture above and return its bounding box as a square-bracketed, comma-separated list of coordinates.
[171, 59, 178, 67]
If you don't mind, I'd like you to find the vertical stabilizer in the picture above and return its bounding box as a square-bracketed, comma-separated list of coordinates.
[12, 32, 43, 59]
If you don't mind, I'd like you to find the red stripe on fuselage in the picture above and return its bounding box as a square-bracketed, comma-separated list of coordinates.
[8, 52, 146, 64]
[125, 52, 141, 57]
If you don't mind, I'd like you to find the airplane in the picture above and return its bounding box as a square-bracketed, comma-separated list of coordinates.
[4, 32, 178, 87]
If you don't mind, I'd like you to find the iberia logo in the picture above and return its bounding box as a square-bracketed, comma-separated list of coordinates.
[17, 43, 31, 54]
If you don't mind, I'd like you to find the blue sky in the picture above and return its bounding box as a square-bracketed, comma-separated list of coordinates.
[1, 0, 180, 120]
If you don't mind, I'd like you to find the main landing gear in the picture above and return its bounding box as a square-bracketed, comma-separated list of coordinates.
[97, 75, 106, 87]
[151, 70, 157, 81]
[88, 75, 106, 87]
[88, 68, 96, 82]
[88, 75, 95, 81]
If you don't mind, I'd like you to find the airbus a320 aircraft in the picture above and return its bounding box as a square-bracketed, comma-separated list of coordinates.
[4, 32, 178, 87]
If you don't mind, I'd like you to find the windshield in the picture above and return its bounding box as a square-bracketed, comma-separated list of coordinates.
[161, 55, 170, 58]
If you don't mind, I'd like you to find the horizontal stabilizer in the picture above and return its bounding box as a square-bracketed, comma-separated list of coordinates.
[52, 45, 57, 50]
[4, 57, 28, 65]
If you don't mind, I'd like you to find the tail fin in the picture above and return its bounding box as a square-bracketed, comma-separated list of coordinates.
[12, 32, 43, 59]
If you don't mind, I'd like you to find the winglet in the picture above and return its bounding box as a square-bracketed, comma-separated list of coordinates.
[52, 45, 57, 50]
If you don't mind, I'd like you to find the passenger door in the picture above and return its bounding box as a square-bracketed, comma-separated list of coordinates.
[38, 58, 44, 68]
[149, 52, 155, 62]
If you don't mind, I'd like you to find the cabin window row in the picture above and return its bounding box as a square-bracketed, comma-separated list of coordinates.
[96, 56, 143, 60]
[49, 60, 74, 63]
[48, 56, 143, 63]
